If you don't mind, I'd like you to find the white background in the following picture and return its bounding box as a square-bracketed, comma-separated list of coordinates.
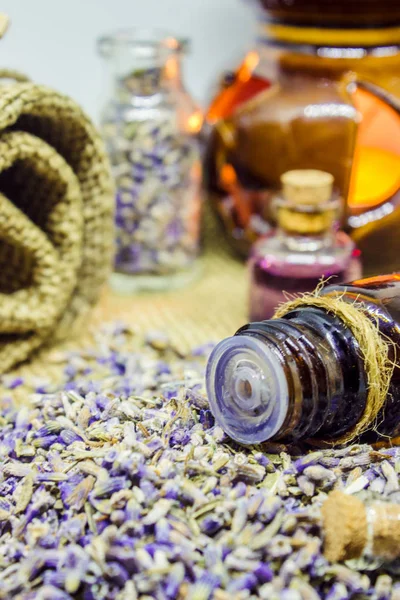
[0, 0, 257, 122]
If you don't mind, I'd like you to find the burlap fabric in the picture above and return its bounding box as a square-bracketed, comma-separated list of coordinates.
[4, 204, 248, 406]
[0, 81, 114, 374]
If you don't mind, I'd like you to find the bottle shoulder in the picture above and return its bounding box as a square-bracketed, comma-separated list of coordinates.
[250, 230, 357, 278]
[323, 273, 400, 327]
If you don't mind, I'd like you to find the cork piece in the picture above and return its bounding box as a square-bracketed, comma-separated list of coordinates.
[370, 504, 400, 561]
[321, 491, 368, 562]
[281, 169, 334, 205]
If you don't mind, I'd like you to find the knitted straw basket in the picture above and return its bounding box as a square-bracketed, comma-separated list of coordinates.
[0, 80, 114, 374]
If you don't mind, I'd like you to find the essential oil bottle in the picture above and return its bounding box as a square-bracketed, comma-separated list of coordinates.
[206, 273, 400, 445]
[249, 169, 362, 321]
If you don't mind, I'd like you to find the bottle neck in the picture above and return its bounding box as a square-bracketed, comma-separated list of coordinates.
[206, 307, 367, 445]
[255, 5, 400, 55]
[275, 195, 340, 250]
[256, 0, 400, 28]
[99, 33, 186, 105]
[114, 67, 167, 106]
[111, 55, 186, 108]
[276, 228, 334, 253]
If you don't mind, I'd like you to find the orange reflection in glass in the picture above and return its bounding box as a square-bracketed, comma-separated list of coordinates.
[207, 52, 270, 122]
[348, 87, 400, 209]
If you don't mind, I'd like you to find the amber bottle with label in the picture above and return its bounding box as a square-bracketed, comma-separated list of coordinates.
[205, 0, 400, 276]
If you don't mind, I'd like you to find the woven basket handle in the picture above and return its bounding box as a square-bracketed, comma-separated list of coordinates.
[0, 14, 9, 38]
[0, 69, 30, 83]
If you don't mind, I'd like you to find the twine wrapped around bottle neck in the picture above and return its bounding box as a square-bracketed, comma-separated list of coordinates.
[273, 285, 396, 446]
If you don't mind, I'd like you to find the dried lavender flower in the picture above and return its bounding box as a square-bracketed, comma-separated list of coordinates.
[0, 323, 399, 599]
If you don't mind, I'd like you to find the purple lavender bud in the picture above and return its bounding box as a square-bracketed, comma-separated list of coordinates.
[140, 480, 158, 501]
[326, 583, 350, 600]
[64, 381, 77, 391]
[97, 519, 111, 535]
[64, 364, 77, 378]
[60, 474, 84, 508]
[59, 429, 83, 445]
[294, 452, 324, 474]
[228, 573, 258, 593]
[200, 516, 223, 536]
[36, 423, 62, 437]
[165, 574, 181, 599]
[105, 561, 129, 586]
[35, 385, 49, 394]
[91, 476, 128, 498]
[232, 481, 247, 499]
[146, 438, 164, 453]
[33, 435, 58, 449]
[155, 519, 171, 544]
[8, 377, 24, 390]
[254, 563, 274, 584]
[169, 428, 191, 447]
[199, 409, 215, 429]
[157, 362, 171, 375]
[106, 545, 139, 575]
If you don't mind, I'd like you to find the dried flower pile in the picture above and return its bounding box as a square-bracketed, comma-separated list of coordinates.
[103, 69, 202, 277]
[1, 324, 400, 600]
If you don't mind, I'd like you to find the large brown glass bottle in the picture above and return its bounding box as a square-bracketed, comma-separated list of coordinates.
[205, 0, 400, 276]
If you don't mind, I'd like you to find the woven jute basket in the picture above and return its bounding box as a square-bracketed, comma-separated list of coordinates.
[0, 78, 114, 374]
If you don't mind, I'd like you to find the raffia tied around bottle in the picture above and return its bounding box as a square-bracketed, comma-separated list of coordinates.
[0, 81, 114, 374]
[273, 285, 396, 446]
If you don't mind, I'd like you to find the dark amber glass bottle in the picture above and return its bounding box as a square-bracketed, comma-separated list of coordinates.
[205, 0, 400, 276]
[206, 273, 400, 445]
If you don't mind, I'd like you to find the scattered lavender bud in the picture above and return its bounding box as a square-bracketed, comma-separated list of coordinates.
[1, 322, 399, 600]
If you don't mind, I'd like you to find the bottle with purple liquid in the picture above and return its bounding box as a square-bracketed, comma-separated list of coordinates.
[249, 169, 362, 321]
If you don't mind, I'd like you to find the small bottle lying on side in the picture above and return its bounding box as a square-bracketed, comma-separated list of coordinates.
[206, 273, 400, 446]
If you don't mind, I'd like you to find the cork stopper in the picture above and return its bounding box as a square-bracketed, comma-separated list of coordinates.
[321, 491, 368, 562]
[369, 504, 400, 561]
[277, 169, 337, 235]
[281, 170, 334, 206]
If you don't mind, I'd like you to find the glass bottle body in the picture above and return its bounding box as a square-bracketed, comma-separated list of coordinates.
[249, 228, 362, 321]
[98, 31, 203, 292]
[204, 6, 400, 276]
[206, 273, 400, 445]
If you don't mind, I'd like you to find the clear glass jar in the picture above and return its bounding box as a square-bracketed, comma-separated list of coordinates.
[205, 0, 400, 277]
[98, 30, 203, 292]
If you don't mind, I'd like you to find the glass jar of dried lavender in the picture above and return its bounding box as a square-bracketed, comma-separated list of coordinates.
[98, 30, 204, 292]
